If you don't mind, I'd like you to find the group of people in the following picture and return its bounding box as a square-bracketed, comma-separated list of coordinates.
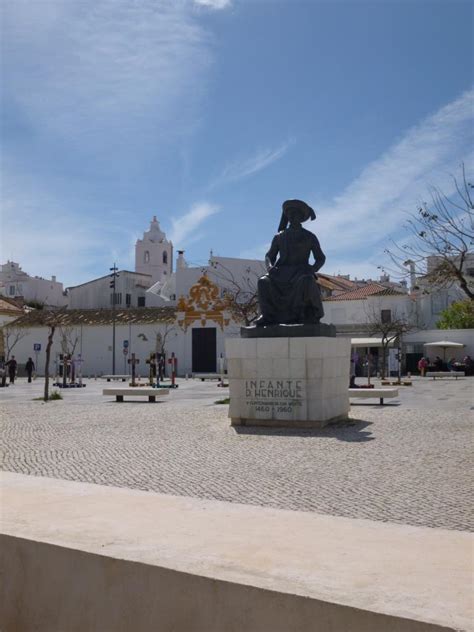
[1, 356, 36, 386]
[417, 354, 472, 376]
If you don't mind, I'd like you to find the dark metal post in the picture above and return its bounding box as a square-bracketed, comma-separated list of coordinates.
[110, 263, 119, 375]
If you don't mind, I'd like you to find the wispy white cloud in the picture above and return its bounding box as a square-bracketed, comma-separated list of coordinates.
[1, 0, 219, 284]
[240, 90, 473, 279]
[194, 0, 231, 8]
[0, 168, 132, 286]
[210, 141, 292, 189]
[2, 0, 213, 160]
[168, 202, 220, 247]
[314, 89, 474, 262]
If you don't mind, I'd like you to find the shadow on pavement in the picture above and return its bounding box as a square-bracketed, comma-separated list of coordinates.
[350, 402, 401, 407]
[233, 419, 374, 442]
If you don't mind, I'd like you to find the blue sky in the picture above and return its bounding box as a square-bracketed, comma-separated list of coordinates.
[2, 0, 473, 286]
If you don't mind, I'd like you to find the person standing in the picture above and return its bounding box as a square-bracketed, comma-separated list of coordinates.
[417, 356, 428, 377]
[25, 357, 35, 383]
[6, 356, 17, 384]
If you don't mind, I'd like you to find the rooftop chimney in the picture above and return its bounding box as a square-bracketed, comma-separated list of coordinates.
[177, 250, 186, 270]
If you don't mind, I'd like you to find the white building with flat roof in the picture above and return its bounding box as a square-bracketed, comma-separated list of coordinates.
[0, 261, 67, 308]
[67, 271, 154, 310]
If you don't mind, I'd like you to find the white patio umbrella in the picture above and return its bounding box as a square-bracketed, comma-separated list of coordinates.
[423, 341, 465, 361]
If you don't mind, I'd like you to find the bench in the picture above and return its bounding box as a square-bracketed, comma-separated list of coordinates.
[193, 373, 221, 381]
[103, 388, 169, 403]
[425, 372, 465, 380]
[349, 388, 399, 405]
[381, 380, 412, 386]
[102, 375, 129, 382]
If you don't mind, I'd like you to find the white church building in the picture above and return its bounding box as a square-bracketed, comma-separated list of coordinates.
[135, 215, 173, 283]
[66, 217, 173, 309]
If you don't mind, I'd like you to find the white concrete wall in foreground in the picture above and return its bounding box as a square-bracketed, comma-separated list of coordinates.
[1, 473, 471, 632]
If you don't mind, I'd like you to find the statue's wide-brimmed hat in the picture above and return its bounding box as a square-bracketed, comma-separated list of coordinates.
[278, 199, 316, 231]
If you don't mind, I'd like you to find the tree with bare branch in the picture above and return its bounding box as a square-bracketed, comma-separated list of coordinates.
[365, 306, 417, 379]
[59, 326, 80, 357]
[209, 259, 265, 325]
[40, 309, 67, 401]
[2, 325, 29, 361]
[153, 322, 176, 356]
[385, 164, 474, 300]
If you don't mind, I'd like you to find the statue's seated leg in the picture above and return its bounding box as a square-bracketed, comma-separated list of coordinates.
[255, 276, 276, 326]
[301, 275, 324, 324]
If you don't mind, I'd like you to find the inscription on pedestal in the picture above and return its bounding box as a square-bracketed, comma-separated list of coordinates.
[245, 379, 304, 415]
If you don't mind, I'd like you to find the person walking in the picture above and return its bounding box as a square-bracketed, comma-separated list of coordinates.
[417, 356, 428, 377]
[6, 356, 17, 384]
[25, 357, 35, 383]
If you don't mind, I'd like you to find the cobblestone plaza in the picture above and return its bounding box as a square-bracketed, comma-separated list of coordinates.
[1, 376, 472, 532]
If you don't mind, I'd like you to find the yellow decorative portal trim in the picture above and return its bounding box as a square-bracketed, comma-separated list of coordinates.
[176, 274, 230, 331]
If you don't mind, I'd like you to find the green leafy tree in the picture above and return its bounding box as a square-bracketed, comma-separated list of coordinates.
[437, 299, 474, 329]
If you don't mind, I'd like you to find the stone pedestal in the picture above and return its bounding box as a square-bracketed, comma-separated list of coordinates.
[225, 336, 350, 428]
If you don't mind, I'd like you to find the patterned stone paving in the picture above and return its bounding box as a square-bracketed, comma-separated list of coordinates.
[1, 377, 472, 531]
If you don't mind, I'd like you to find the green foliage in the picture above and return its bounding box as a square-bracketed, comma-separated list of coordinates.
[214, 397, 230, 405]
[436, 300, 474, 329]
[33, 389, 63, 402]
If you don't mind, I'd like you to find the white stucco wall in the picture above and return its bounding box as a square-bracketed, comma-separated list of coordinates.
[322, 294, 414, 326]
[135, 217, 173, 283]
[67, 272, 153, 309]
[0, 262, 67, 307]
[10, 318, 241, 377]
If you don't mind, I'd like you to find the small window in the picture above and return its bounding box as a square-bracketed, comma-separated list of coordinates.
[137, 296, 146, 307]
[163, 251, 168, 265]
[144, 251, 150, 263]
[9, 285, 15, 295]
[381, 309, 391, 324]
[126, 293, 131, 307]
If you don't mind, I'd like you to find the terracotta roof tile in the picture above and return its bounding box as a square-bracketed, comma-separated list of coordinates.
[0, 297, 25, 314]
[324, 283, 406, 301]
[10, 307, 176, 327]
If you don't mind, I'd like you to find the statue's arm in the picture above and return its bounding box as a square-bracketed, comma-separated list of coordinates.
[265, 235, 280, 271]
[311, 234, 326, 274]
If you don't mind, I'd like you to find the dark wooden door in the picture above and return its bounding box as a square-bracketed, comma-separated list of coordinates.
[192, 328, 217, 373]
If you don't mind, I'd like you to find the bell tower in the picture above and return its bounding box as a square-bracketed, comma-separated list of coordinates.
[135, 216, 173, 283]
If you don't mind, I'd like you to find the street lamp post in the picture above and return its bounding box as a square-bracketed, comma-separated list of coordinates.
[110, 263, 119, 375]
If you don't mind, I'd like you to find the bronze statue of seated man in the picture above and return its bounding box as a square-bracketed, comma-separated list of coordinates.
[255, 199, 326, 327]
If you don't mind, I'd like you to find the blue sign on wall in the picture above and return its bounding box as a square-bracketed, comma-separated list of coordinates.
[33, 343, 41, 351]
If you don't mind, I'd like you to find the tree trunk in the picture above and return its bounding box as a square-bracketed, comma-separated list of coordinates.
[381, 343, 388, 379]
[44, 325, 56, 402]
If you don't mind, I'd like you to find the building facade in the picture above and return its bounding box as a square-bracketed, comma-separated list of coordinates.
[135, 216, 173, 284]
[67, 271, 154, 310]
[0, 261, 67, 308]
